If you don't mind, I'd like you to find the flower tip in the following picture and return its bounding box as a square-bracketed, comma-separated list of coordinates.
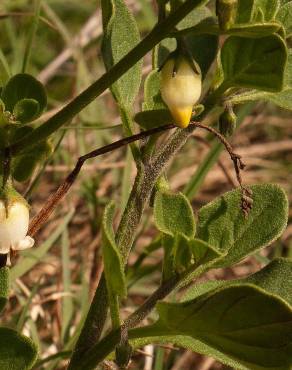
[171, 106, 193, 128]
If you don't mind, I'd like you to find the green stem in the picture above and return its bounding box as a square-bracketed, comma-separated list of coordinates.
[22, 0, 41, 73]
[74, 258, 207, 370]
[68, 274, 109, 367]
[108, 293, 121, 330]
[9, 0, 208, 156]
[184, 102, 255, 200]
[119, 105, 141, 162]
[69, 85, 224, 368]
[68, 125, 197, 369]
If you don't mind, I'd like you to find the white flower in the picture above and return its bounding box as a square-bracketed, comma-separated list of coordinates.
[160, 57, 202, 128]
[0, 200, 34, 254]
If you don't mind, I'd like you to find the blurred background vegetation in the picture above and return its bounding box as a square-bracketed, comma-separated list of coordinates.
[0, 0, 291, 369]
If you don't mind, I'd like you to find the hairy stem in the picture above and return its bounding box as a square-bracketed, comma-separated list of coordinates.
[74, 260, 206, 370]
[68, 125, 197, 369]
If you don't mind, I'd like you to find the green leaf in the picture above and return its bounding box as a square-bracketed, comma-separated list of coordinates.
[12, 140, 52, 182]
[134, 70, 171, 129]
[102, 202, 126, 298]
[0, 327, 38, 370]
[154, 190, 196, 239]
[189, 238, 223, 266]
[178, 20, 282, 38]
[235, 0, 255, 23]
[131, 335, 250, 370]
[13, 99, 40, 124]
[196, 184, 288, 267]
[183, 257, 292, 305]
[276, 1, 292, 37]
[157, 285, 292, 369]
[230, 49, 292, 110]
[101, 0, 142, 107]
[134, 109, 173, 129]
[0, 267, 9, 313]
[254, 0, 280, 21]
[1, 74, 46, 120]
[245, 257, 292, 304]
[221, 34, 287, 92]
[131, 284, 292, 370]
[162, 234, 192, 277]
[142, 70, 167, 111]
[224, 22, 281, 37]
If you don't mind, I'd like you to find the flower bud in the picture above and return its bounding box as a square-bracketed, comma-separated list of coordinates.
[219, 104, 237, 137]
[216, 0, 238, 31]
[0, 190, 34, 254]
[160, 56, 202, 128]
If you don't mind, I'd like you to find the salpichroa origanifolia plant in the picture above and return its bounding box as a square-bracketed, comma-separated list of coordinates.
[0, 0, 292, 369]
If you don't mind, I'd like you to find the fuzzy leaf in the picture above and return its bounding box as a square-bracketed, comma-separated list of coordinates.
[102, 202, 126, 298]
[156, 285, 292, 369]
[189, 238, 223, 266]
[135, 69, 172, 129]
[254, 0, 280, 21]
[13, 99, 40, 124]
[221, 34, 287, 92]
[277, 1, 292, 37]
[183, 257, 292, 305]
[1, 74, 46, 119]
[196, 184, 288, 267]
[0, 267, 9, 313]
[143, 70, 166, 112]
[154, 190, 196, 239]
[230, 49, 292, 110]
[134, 109, 173, 129]
[235, 0, 255, 23]
[101, 0, 142, 107]
[130, 284, 292, 370]
[224, 22, 281, 37]
[0, 327, 38, 370]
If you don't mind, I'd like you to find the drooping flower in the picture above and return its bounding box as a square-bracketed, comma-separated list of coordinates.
[160, 56, 202, 128]
[0, 192, 34, 254]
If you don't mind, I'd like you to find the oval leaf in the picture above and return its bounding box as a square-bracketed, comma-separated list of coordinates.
[0, 327, 38, 370]
[276, 1, 292, 37]
[221, 34, 287, 92]
[183, 257, 292, 305]
[154, 190, 196, 239]
[156, 285, 292, 369]
[1, 74, 46, 119]
[102, 202, 126, 298]
[196, 184, 288, 267]
[254, 0, 280, 21]
[13, 98, 40, 124]
[101, 0, 142, 107]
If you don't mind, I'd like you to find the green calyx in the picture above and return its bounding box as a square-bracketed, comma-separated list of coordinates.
[0, 183, 28, 214]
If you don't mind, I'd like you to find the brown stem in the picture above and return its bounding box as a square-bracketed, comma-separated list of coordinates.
[192, 121, 253, 216]
[192, 121, 246, 189]
[191, 135, 237, 188]
[28, 124, 176, 236]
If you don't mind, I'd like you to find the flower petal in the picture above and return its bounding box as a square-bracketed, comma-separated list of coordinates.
[12, 236, 34, 251]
